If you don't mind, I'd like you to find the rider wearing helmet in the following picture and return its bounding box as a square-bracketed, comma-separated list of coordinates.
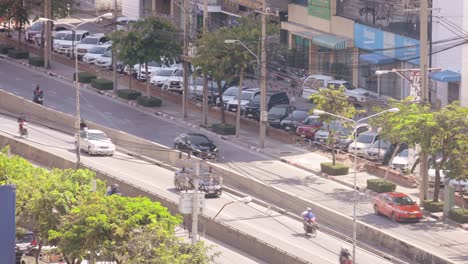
[301, 207, 316, 222]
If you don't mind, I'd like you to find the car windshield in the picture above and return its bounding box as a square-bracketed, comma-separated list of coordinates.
[148, 61, 161, 67]
[157, 69, 174, 76]
[189, 135, 210, 145]
[223, 87, 238, 96]
[102, 51, 112, 57]
[63, 33, 81, 41]
[81, 37, 99, 44]
[16, 233, 34, 244]
[357, 134, 376, 144]
[393, 195, 415, 205]
[235, 91, 254, 100]
[398, 149, 409, 157]
[88, 132, 108, 141]
[287, 111, 308, 121]
[371, 140, 390, 149]
[251, 94, 261, 103]
[54, 32, 68, 39]
[174, 70, 183, 77]
[269, 106, 286, 115]
[89, 46, 108, 54]
[29, 22, 42, 31]
[303, 117, 321, 126]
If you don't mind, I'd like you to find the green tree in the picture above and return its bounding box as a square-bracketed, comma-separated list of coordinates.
[310, 88, 356, 165]
[109, 30, 141, 90]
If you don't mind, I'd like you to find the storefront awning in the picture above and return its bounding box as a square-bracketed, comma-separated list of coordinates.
[312, 34, 347, 50]
[359, 53, 396, 65]
[429, 70, 461, 82]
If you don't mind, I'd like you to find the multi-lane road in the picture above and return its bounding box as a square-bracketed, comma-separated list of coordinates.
[0, 54, 467, 263]
[0, 115, 391, 264]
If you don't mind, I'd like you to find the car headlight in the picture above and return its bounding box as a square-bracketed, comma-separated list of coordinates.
[213, 148, 218, 152]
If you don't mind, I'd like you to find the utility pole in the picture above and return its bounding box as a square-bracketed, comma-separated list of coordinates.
[236, 69, 244, 137]
[112, 0, 118, 93]
[191, 162, 200, 245]
[259, 0, 267, 148]
[75, 34, 81, 168]
[419, 0, 430, 201]
[182, 0, 190, 119]
[44, 0, 51, 68]
[202, 0, 208, 125]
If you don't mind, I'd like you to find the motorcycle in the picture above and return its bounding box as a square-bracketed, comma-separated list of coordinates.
[19, 121, 28, 138]
[303, 218, 318, 237]
[339, 248, 352, 264]
[33, 96, 43, 105]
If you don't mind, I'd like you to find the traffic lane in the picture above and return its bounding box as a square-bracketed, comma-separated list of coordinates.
[0, 60, 267, 162]
[0, 116, 391, 264]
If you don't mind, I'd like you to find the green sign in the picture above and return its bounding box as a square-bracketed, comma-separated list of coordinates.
[308, 0, 330, 20]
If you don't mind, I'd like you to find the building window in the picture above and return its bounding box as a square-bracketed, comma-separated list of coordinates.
[292, 0, 308, 7]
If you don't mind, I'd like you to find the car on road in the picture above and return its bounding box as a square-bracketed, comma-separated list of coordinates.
[150, 68, 178, 87]
[295, 115, 322, 138]
[365, 140, 391, 162]
[243, 91, 290, 120]
[279, 110, 309, 132]
[267, 104, 296, 128]
[347, 131, 379, 156]
[83, 44, 111, 64]
[76, 129, 115, 156]
[373, 192, 422, 222]
[75, 33, 108, 59]
[314, 121, 371, 149]
[224, 88, 259, 113]
[55, 30, 90, 55]
[174, 133, 218, 160]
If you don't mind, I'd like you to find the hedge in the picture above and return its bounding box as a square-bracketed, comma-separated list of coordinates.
[0, 44, 14, 54]
[367, 179, 396, 193]
[137, 96, 162, 107]
[211, 123, 235, 135]
[117, 89, 142, 100]
[422, 200, 444, 213]
[8, 49, 29, 59]
[448, 208, 468, 223]
[91, 78, 113, 90]
[29, 56, 44, 67]
[73, 72, 97, 83]
[320, 162, 349, 176]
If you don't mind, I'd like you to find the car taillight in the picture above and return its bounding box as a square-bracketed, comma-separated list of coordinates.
[30, 240, 37, 246]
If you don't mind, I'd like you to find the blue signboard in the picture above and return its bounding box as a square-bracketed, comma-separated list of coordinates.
[354, 23, 420, 65]
[0, 185, 16, 264]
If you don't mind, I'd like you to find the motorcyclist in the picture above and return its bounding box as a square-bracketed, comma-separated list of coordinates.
[106, 183, 122, 196]
[33, 85, 43, 104]
[301, 207, 317, 233]
[339, 248, 352, 264]
[80, 119, 88, 130]
[17, 113, 26, 132]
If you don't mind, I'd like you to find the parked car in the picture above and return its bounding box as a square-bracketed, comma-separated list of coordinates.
[365, 140, 391, 161]
[25, 22, 45, 43]
[51, 31, 69, 52]
[116, 16, 138, 30]
[136, 61, 166, 81]
[216, 86, 247, 106]
[75, 33, 108, 59]
[279, 110, 309, 131]
[224, 88, 259, 113]
[189, 78, 227, 104]
[163, 68, 187, 92]
[243, 91, 290, 120]
[267, 104, 296, 128]
[301, 74, 334, 99]
[15, 229, 36, 264]
[55, 30, 90, 55]
[326, 80, 372, 104]
[314, 121, 371, 149]
[295, 115, 322, 138]
[150, 68, 178, 87]
[76, 129, 115, 156]
[94, 50, 113, 69]
[174, 133, 218, 160]
[83, 44, 111, 64]
[21, 246, 65, 264]
[373, 192, 422, 222]
[347, 131, 379, 156]
[390, 149, 412, 172]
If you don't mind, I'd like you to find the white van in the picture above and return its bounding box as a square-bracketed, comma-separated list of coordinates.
[301, 74, 334, 99]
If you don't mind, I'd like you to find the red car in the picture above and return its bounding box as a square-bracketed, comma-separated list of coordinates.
[295, 115, 322, 139]
[373, 192, 422, 222]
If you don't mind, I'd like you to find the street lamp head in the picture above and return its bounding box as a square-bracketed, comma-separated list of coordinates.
[224, 39, 238, 44]
[375, 70, 392, 75]
[237, 196, 253, 204]
[99, 13, 113, 19]
[313, 109, 325, 116]
[388, 107, 400, 113]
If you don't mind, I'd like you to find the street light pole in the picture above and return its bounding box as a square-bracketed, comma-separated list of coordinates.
[313, 108, 399, 264]
[191, 162, 200, 245]
[259, 0, 267, 149]
[213, 196, 252, 220]
[202, 0, 208, 126]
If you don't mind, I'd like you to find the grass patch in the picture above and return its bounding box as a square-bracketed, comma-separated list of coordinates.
[422, 200, 444, 213]
[91, 78, 113, 90]
[366, 179, 396, 193]
[448, 208, 468, 223]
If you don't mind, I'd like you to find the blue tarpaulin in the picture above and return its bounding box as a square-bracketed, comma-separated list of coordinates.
[429, 70, 461, 82]
[359, 53, 396, 65]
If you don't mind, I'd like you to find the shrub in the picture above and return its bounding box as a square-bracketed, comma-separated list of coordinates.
[91, 78, 113, 90]
[137, 96, 162, 107]
[117, 89, 142, 100]
[8, 49, 29, 59]
[320, 162, 349, 176]
[73, 72, 97, 83]
[211, 123, 235, 135]
[422, 200, 444, 213]
[28, 56, 44, 67]
[0, 44, 14, 54]
[448, 208, 468, 223]
[366, 179, 396, 193]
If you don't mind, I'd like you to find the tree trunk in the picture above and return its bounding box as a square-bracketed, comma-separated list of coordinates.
[145, 61, 150, 96]
[327, 124, 336, 165]
[216, 79, 225, 123]
[385, 143, 401, 179]
[35, 243, 43, 264]
[433, 167, 441, 202]
[129, 67, 132, 90]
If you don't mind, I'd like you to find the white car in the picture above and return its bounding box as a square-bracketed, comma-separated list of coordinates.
[83, 45, 111, 64]
[116, 16, 138, 30]
[52, 31, 69, 52]
[348, 131, 379, 156]
[301, 74, 334, 99]
[55, 30, 90, 55]
[216, 86, 246, 106]
[75, 33, 109, 59]
[326, 80, 371, 103]
[314, 121, 371, 149]
[136, 61, 166, 81]
[93, 50, 113, 69]
[163, 68, 185, 92]
[76, 129, 115, 156]
[365, 140, 391, 161]
[150, 68, 178, 87]
[390, 149, 411, 172]
[224, 88, 259, 112]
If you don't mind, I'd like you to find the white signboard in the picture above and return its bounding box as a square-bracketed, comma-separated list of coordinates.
[178, 192, 206, 214]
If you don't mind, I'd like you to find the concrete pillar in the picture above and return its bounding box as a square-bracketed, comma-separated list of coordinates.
[352, 48, 359, 87]
[309, 43, 317, 75]
[287, 32, 293, 49]
[443, 181, 455, 218]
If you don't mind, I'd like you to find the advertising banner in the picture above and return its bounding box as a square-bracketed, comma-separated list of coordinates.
[308, 0, 330, 20]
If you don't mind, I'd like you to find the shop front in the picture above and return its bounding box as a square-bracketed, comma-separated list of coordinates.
[429, 70, 461, 106]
